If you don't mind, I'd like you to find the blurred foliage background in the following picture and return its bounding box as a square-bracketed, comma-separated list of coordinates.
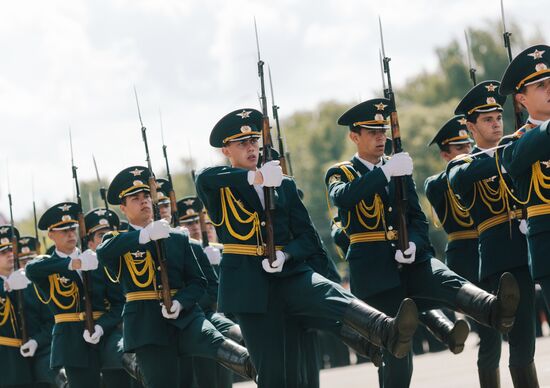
[14, 21, 544, 277]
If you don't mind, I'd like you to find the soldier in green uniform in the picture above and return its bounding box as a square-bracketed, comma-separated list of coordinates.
[447, 80, 538, 387]
[17, 235, 68, 388]
[498, 44, 550, 304]
[426, 116, 502, 387]
[326, 98, 520, 388]
[96, 166, 257, 388]
[83, 207, 137, 387]
[195, 108, 421, 388]
[0, 225, 33, 388]
[25, 203, 125, 388]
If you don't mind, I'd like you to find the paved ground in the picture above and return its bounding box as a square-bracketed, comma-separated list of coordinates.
[236, 334, 550, 387]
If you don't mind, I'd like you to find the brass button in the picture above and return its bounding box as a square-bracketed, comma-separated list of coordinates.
[78, 312, 85, 320]
[386, 230, 397, 240]
[388, 207, 393, 212]
[388, 226, 394, 231]
[256, 246, 265, 256]
[260, 221, 266, 227]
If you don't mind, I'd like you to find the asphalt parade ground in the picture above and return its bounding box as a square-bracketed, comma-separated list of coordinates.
[236, 334, 550, 387]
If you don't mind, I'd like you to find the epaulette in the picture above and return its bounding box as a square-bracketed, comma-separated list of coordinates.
[330, 161, 353, 169]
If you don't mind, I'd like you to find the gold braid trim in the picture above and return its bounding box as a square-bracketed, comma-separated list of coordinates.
[48, 274, 79, 311]
[123, 251, 155, 289]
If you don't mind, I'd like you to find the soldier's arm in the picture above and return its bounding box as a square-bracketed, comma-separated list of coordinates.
[325, 165, 388, 209]
[25, 289, 53, 348]
[25, 255, 71, 283]
[95, 266, 124, 334]
[282, 178, 319, 261]
[447, 157, 497, 197]
[97, 231, 139, 275]
[423, 174, 445, 210]
[173, 234, 208, 311]
[189, 240, 218, 312]
[502, 123, 550, 177]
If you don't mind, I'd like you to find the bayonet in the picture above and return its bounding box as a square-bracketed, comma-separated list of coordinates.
[92, 154, 108, 210]
[159, 108, 179, 227]
[268, 65, 292, 175]
[464, 30, 477, 86]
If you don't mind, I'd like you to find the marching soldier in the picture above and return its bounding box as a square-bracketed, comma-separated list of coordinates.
[498, 45, 550, 307]
[25, 203, 125, 388]
[0, 225, 33, 388]
[425, 117, 502, 387]
[447, 80, 538, 387]
[195, 108, 421, 388]
[325, 98, 520, 388]
[96, 166, 257, 388]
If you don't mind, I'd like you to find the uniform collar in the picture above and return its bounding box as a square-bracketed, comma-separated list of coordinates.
[527, 116, 545, 126]
[129, 223, 144, 231]
[475, 146, 495, 158]
[354, 153, 383, 171]
[55, 247, 79, 259]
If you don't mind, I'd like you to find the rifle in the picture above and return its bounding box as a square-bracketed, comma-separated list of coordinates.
[464, 30, 477, 86]
[500, 0, 523, 130]
[159, 109, 179, 227]
[191, 169, 210, 248]
[133, 87, 173, 310]
[254, 18, 277, 265]
[379, 17, 410, 255]
[69, 129, 95, 335]
[6, 167, 29, 348]
[92, 154, 109, 210]
[267, 66, 293, 176]
[31, 177, 41, 254]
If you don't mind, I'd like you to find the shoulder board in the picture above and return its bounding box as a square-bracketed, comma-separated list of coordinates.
[331, 161, 352, 168]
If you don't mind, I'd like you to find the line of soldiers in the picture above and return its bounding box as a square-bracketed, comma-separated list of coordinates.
[0, 42, 548, 388]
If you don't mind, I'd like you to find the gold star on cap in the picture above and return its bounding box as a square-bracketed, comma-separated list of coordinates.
[527, 49, 545, 60]
[485, 83, 497, 92]
[457, 117, 468, 126]
[183, 199, 195, 206]
[94, 209, 107, 216]
[58, 204, 72, 212]
[0, 227, 9, 234]
[19, 238, 30, 245]
[236, 110, 252, 119]
[374, 102, 388, 111]
[129, 168, 144, 177]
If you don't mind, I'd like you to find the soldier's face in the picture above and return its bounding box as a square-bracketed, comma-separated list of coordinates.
[48, 228, 78, 253]
[516, 78, 550, 121]
[440, 143, 472, 162]
[159, 203, 172, 223]
[206, 223, 218, 243]
[0, 249, 14, 275]
[120, 192, 153, 225]
[349, 129, 387, 160]
[467, 112, 503, 146]
[222, 138, 260, 170]
[184, 220, 201, 240]
[87, 229, 109, 251]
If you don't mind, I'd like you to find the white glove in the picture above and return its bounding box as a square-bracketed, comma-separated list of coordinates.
[78, 249, 98, 271]
[140, 219, 171, 244]
[395, 242, 416, 264]
[204, 246, 222, 265]
[83, 325, 104, 345]
[262, 250, 288, 273]
[259, 161, 283, 187]
[5, 269, 31, 290]
[20, 339, 38, 357]
[161, 300, 182, 319]
[381, 152, 413, 180]
[519, 219, 528, 235]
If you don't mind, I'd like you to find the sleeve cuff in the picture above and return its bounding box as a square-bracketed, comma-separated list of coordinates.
[247, 170, 256, 185]
[138, 229, 149, 244]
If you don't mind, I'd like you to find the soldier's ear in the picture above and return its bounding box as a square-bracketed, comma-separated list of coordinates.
[514, 93, 528, 111]
[466, 121, 477, 135]
[221, 146, 231, 158]
[348, 131, 360, 145]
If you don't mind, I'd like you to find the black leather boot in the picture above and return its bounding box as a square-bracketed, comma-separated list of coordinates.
[121, 352, 147, 386]
[216, 339, 257, 381]
[509, 362, 539, 388]
[225, 324, 245, 345]
[455, 272, 519, 334]
[420, 310, 470, 354]
[339, 323, 382, 367]
[478, 368, 501, 388]
[54, 368, 69, 388]
[342, 298, 418, 359]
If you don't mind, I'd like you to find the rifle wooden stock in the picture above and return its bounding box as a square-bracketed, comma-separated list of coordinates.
[198, 211, 210, 248]
[11, 237, 29, 346]
[261, 116, 276, 265]
[168, 190, 178, 228]
[148, 177, 172, 310]
[77, 213, 95, 335]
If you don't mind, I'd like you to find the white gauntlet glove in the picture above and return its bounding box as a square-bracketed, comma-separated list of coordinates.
[5, 269, 31, 290]
[20, 339, 38, 357]
[140, 219, 171, 244]
[83, 325, 104, 345]
[78, 249, 99, 271]
[262, 250, 288, 273]
[519, 219, 528, 235]
[204, 246, 222, 265]
[258, 161, 283, 187]
[395, 242, 416, 264]
[161, 300, 182, 319]
[381, 152, 413, 181]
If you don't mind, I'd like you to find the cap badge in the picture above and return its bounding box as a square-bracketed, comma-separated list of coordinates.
[133, 180, 143, 186]
[486, 97, 497, 104]
[19, 238, 30, 245]
[527, 49, 545, 60]
[0, 227, 9, 234]
[94, 209, 107, 216]
[457, 117, 468, 126]
[99, 219, 109, 226]
[374, 102, 388, 111]
[129, 168, 144, 177]
[21, 247, 30, 254]
[61, 215, 72, 222]
[186, 209, 196, 215]
[485, 83, 497, 92]
[459, 129, 468, 137]
[183, 199, 194, 206]
[0, 238, 9, 245]
[58, 204, 72, 212]
[374, 114, 385, 121]
[240, 125, 252, 133]
[535, 63, 548, 72]
[236, 110, 252, 119]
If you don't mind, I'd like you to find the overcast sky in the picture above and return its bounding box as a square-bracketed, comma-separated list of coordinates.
[0, 0, 548, 220]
